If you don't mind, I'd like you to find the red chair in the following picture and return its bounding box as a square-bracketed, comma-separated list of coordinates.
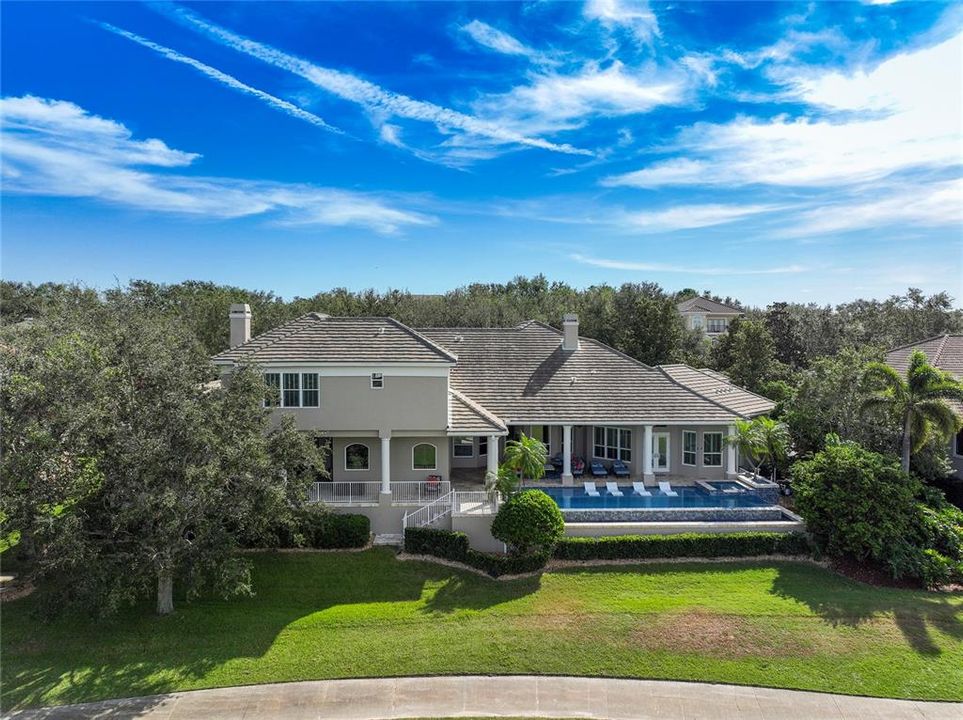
[425, 474, 442, 494]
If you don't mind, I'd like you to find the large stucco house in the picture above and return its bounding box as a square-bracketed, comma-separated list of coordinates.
[213, 305, 780, 541]
[677, 296, 743, 336]
[886, 334, 963, 478]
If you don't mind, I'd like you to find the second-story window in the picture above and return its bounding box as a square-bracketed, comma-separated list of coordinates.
[301, 373, 319, 407]
[264, 373, 281, 407]
[283, 373, 301, 407]
[371, 372, 384, 389]
[707, 319, 728, 333]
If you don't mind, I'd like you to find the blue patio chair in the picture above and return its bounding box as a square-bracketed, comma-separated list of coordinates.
[590, 461, 608, 478]
[611, 459, 630, 477]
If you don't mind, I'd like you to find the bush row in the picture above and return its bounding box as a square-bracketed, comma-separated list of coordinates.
[553, 531, 811, 561]
[405, 526, 810, 574]
[253, 508, 370, 549]
[404, 526, 549, 577]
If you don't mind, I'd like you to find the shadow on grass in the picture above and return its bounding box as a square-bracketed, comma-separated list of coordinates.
[422, 572, 542, 614]
[770, 563, 963, 656]
[0, 548, 471, 711]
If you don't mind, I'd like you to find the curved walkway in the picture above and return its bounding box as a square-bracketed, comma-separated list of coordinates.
[7, 676, 961, 720]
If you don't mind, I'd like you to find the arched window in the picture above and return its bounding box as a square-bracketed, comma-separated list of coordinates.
[412, 443, 437, 470]
[345, 443, 369, 471]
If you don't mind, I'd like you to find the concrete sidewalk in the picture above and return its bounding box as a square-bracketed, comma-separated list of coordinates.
[6, 676, 961, 720]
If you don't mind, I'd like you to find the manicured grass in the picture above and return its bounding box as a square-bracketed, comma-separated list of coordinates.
[2, 549, 962, 709]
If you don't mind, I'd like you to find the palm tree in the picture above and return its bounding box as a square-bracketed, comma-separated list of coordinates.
[724, 419, 764, 478]
[754, 416, 790, 482]
[502, 432, 548, 485]
[861, 349, 963, 473]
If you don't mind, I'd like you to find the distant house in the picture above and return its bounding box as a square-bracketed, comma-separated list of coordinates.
[677, 296, 743, 336]
[885, 335, 963, 478]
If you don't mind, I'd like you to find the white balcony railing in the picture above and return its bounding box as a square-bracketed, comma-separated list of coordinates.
[391, 480, 451, 506]
[452, 491, 498, 516]
[403, 491, 454, 529]
[309, 481, 381, 505]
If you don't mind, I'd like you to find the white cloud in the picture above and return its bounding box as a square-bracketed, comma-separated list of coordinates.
[603, 32, 963, 190]
[101, 24, 343, 135]
[472, 61, 685, 135]
[166, 6, 591, 157]
[570, 253, 807, 275]
[618, 203, 780, 232]
[785, 179, 963, 237]
[459, 20, 545, 61]
[0, 96, 433, 233]
[583, 0, 660, 44]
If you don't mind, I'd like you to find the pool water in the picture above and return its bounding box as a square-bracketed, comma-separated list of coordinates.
[539, 485, 769, 510]
[704, 481, 746, 492]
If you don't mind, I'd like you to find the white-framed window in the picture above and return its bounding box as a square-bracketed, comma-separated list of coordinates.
[282, 372, 301, 407]
[452, 436, 474, 458]
[263, 373, 281, 407]
[683, 430, 697, 466]
[593, 426, 632, 462]
[703, 432, 723, 467]
[412, 443, 437, 470]
[707, 319, 728, 333]
[370, 372, 384, 389]
[479, 436, 488, 456]
[301, 373, 319, 407]
[691, 315, 704, 330]
[345, 443, 369, 471]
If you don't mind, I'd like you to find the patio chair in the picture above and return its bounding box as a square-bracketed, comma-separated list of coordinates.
[425, 474, 442, 494]
[632, 481, 652, 497]
[549, 452, 564, 469]
[590, 461, 608, 478]
[611, 459, 630, 477]
[605, 481, 624, 497]
[658, 480, 678, 497]
[572, 456, 585, 477]
[583, 481, 601, 497]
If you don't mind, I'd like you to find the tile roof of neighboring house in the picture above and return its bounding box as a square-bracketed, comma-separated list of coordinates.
[676, 296, 744, 315]
[448, 389, 507, 434]
[212, 313, 457, 364]
[658, 364, 776, 418]
[419, 322, 773, 424]
[885, 335, 963, 415]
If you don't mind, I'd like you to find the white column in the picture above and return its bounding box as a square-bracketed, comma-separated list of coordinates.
[726, 424, 737, 478]
[380, 432, 391, 494]
[643, 424, 654, 481]
[487, 435, 499, 476]
[562, 425, 573, 484]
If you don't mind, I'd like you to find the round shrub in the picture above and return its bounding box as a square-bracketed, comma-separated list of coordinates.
[490, 489, 564, 555]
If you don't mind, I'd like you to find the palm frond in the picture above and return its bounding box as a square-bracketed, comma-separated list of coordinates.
[861, 362, 904, 392]
[916, 399, 962, 438]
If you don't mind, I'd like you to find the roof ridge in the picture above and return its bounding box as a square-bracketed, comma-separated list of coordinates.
[931, 334, 950, 367]
[383, 317, 458, 363]
[886, 333, 952, 354]
[214, 313, 318, 360]
[449, 388, 507, 430]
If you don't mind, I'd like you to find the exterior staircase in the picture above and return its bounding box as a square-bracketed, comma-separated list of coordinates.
[373, 533, 404, 547]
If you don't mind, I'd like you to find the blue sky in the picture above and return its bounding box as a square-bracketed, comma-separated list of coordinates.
[2, 1, 961, 306]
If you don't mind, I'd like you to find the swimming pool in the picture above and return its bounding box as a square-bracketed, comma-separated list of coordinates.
[540, 485, 767, 510]
[537, 484, 786, 523]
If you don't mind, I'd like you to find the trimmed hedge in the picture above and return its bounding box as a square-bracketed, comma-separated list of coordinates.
[404, 526, 549, 577]
[295, 509, 370, 549]
[552, 532, 812, 561]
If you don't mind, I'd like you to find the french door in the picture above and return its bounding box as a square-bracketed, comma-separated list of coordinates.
[652, 432, 670, 472]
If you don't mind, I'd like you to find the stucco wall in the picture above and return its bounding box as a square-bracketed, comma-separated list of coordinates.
[267, 373, 448, 433]
[330, 435, 451, 483]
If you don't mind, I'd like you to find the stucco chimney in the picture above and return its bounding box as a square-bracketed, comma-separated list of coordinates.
[229, 303, 252, 347]
[562, 313, 579, 352]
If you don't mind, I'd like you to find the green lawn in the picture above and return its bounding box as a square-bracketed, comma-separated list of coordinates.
[3, 549, 962, 710]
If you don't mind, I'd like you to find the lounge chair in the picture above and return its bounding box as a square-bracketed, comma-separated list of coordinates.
[658, 481, 678, 497]
[612, 459, 630, 477]
[632, 481, 652, 497]
[572, 456, 585, 477]
[590, 461, 608, 478]
[583, 481, 601, 497]
[549, 452, 564, 469]
[605, 481, 623, 497]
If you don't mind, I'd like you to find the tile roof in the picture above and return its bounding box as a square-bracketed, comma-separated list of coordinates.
[886, 335, 963, 378]
[448, 389, 507, 434]
[885, 335, 963, 415]
[420, 322, 772, 424]
[658, 364, 776, 417]
[676, 296, 743, 315]
[212, 313, 457, 364]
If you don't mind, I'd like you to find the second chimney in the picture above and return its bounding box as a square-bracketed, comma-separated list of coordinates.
[230, 303, 252, 347]
[562, 313, 579, 352]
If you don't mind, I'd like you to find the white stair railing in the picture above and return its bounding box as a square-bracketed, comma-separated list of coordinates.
[403, 490, 454, 529]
